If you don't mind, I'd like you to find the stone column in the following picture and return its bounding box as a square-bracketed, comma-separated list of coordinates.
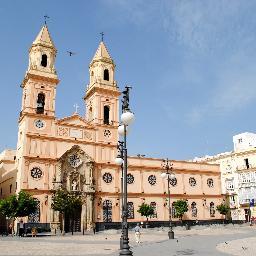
[86, 194, 94, 230]
[81, 196, 87, 232]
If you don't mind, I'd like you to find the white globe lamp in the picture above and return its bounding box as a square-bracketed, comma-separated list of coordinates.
[115, 157, 123, 165]
[121, 111, 135, 125]
[169, 173, 175, 179]
[118, 125, 130, 136]
[161, 172, 167, 179]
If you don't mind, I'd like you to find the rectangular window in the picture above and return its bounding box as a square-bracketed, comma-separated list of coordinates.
[226, 180, 234, 190]
[9, 184, 12, 193]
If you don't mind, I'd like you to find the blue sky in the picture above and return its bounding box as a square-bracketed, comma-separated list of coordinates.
[1, 0, 256, 160]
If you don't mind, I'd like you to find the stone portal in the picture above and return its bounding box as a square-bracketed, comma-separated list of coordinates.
[51, 145, 95, 233]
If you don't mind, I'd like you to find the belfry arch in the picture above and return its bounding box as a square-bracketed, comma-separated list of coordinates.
[51, 145, 95, 233]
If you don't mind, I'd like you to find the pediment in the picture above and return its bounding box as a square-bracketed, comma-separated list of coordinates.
[58, 145, 94, 163]
[57, 114, 93, 128]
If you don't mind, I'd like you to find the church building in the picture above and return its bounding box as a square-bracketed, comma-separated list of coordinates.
[0, 25, 224, 233]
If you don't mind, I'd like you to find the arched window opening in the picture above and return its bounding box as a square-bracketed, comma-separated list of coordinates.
[103, 105, 110, 125]
[191, 202, 197, 217]
[103, 200, 112, 222]
[9, 184, 12, 193]
[28, 199, 40, 223]
[150, 202, 157, 218]
[91, 71, 94, 77]
[210, 202, 215, 217]
[41, 54, 47, 67]
[36, 93, 45, 114]
[127, 202, 134, 219]
[104, 69, 109, 81]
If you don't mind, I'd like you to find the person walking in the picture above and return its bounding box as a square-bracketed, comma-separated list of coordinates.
[8, 223, 13, 236]
[92, 223, 96, 234]
[19, 219, 24, 237]
[134, 223, 141, 244]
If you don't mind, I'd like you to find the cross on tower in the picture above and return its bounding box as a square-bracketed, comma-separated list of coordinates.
[44, 15, 50, 25]
[100, 32, 104, 42]
[73, 103, 79, 114]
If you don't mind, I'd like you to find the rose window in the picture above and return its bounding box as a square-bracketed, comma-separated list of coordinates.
[207, 178, 214, 188]
[103, 172, 113, 183]
[148, 175, 156, 185]
[169, 177, 177, 186]
[127, 174, 134, 184]
[189, 177, 197, 187]
[68, 154, 82, 168]
[31, 167, 43, 179]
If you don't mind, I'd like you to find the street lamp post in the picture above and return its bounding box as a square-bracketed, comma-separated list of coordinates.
[115, 86, 134, 256]
[161, 158, 175, 239]
[116, 141, 124, 249]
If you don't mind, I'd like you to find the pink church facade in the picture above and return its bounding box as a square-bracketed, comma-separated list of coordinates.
[0, 25, 224, 233]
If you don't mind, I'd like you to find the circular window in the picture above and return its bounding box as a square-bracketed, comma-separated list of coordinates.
[31, 167, 43, 179]
[104, 129, 111, 138]
[207, 178, 214, 188]
[103, 172, 113, 183]
[127, 174, 134, 184]
[169, 177, 177, 186]
[148, 175, 156, 185]
[189, 177, 197, 187]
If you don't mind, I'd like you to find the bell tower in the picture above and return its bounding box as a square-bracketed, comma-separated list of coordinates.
[84, 40, 120, 126]
[15, 25, 59, 192]
[20, 25, 59, 118]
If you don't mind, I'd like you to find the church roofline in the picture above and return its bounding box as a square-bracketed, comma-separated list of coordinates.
[56, 114, 96, 129]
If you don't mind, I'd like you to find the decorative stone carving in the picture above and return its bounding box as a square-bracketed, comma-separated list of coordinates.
[58, 126, 69, 137]
[54, 145, 95, 231]
[84, 131, 92, 140]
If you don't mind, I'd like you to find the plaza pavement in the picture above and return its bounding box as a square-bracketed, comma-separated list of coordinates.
[0, 224, 255, 255]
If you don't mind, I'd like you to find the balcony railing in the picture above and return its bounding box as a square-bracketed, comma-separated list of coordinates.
[236, 164, 256, 171]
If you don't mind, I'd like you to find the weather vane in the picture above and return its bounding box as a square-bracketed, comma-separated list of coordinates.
[44, 15, 50, 25]
[100, 32, 104, 42]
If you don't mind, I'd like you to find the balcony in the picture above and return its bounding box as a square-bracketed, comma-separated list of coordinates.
[236, 164, 256, 171]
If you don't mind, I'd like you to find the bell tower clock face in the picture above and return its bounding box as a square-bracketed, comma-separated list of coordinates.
[35, 119, 45, 129]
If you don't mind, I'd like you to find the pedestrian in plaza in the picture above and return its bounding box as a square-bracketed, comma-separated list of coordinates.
[92, 222, 96, 234]
[134, 223, 141, 244]
[19, 219, 24, 237]
[8, 223, 13, 236]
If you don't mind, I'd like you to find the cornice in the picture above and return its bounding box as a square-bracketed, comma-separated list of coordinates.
[21, 72, 59, 87]
[126, 165, 220, 174]
[85, 85, 121, 99]
[19, 112, 55, 123]
[25, 132, 117, 148]
[95, 192, 224, 198]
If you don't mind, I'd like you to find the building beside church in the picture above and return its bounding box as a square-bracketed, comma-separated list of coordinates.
[193, 132, 256, 222]
[0, 25, 224, 233]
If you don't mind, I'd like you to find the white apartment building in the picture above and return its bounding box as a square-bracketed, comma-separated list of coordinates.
[193, 132, 256, 222]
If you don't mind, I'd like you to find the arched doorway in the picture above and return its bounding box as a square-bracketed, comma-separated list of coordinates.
[64, 204, 82, 233]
